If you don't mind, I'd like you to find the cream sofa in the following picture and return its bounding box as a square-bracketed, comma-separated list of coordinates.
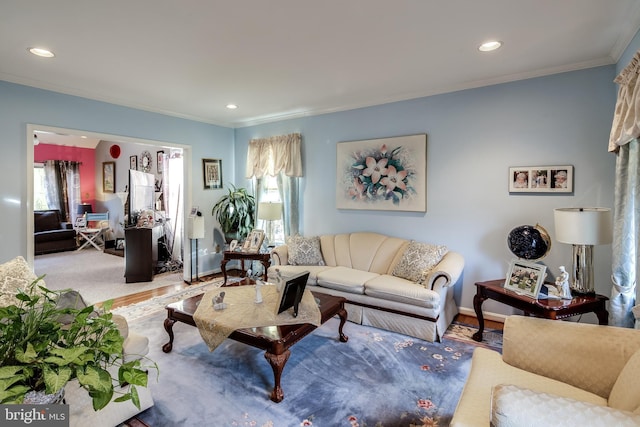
[451, 315, 640, 427]
[0, 256, 153, 427]
[267, 232, 464, 342]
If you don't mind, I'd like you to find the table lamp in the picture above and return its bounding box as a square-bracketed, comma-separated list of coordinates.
[553, 207, 612, 294]
[76, 203, 93, 215]
[258, 202, 282, 247]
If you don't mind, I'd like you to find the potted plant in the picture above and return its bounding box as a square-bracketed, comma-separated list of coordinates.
[0, 277, 156, 410]
[211, 184, 256, 242]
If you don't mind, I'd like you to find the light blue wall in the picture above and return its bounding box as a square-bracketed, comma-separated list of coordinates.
[0, 81, 234, 275]
[235, 66, 617, 318]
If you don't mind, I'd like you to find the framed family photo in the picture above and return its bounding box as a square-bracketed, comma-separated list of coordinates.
[203, 158, 223, 190]
[504, 259, 547, 298]
[243, 229, 265, 253]
[509, 165, 573, 193]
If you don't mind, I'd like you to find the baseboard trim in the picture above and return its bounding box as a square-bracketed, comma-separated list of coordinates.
[458, 306, 507, 323]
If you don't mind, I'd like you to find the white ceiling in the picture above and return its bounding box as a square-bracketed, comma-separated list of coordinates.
[3, 1, 640, 129]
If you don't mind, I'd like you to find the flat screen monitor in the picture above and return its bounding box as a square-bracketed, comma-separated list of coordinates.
[275, 271, 310, 318]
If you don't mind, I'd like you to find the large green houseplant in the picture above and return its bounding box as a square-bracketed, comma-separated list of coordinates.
[211, 184, 256, 241]
[0, 277, 156, 410]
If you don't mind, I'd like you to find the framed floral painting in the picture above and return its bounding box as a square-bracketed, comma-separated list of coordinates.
[336, 134, 427, 212]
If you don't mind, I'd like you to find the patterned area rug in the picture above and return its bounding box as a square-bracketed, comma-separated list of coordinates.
[443, 321, 503, 352]
[128, 314, 476, 427]
[113, 285, 503, 426]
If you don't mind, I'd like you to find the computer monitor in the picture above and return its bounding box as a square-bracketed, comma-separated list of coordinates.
[275, 271, 310, 317]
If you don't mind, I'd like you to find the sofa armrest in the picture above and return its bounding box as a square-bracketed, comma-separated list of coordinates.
[271, 244, 289, 265]
[502, 316, 640, 398]
[491, 384, 640, 427]
[424, 250, 464, 290]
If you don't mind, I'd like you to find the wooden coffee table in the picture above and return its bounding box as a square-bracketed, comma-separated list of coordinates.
[162, 290, 348, 402]
[472, 279, 609, 342]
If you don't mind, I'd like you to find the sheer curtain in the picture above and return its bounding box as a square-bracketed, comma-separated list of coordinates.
[43, 160, 81, 222]
[609, 50, 640, 328]
[246, 133, 302, 237]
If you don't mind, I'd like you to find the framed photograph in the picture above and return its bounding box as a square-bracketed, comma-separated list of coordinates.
[244, 229, 265, 253]
[115, 238, 125, 250]
[130, 155, 138, 170]
[102, 161, 115, 193]
[157, 150, 164, 173]
[508, 165, 573, 193]
[504, 259, 547, 298]
[276, 271, 310, 317]
[336, 134, 427, 212]
[203, 158, 223, 190]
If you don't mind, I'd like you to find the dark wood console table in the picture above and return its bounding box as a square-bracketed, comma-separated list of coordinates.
[221, 250, 271, 284]
[472, 279, 609, 342]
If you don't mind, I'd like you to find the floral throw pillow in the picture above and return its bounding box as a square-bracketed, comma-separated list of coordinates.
[391, 241, 448, 285]
[287, 235, 325, 266]
[0, 256, 44, 307]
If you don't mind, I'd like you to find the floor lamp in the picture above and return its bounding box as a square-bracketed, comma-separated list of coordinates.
[258, 202, 282, 247]
[553, 207, 612, 294]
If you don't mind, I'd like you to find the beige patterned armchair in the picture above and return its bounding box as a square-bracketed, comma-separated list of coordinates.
[451, 315, 640, 426]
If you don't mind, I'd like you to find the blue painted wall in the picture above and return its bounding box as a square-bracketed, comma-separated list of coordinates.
[0, 80, 234, 275]
[3, 44, 636, 317]
[235, 66, 617, 318]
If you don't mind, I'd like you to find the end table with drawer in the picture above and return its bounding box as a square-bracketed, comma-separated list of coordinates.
[472, 279, 609, 342]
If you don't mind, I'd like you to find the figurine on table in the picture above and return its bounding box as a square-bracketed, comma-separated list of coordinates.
[554, 266, 572, 300]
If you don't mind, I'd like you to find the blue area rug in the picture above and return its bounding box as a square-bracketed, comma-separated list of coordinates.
[129, 311, 479, 427]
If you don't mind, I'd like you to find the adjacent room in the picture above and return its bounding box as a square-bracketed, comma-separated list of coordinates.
[2, 2, 640, 426]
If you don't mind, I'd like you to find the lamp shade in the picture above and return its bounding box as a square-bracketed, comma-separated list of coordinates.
[553, 208, 612, 245]
[258, 202, 282, 221]
[76, 203, 93, 215]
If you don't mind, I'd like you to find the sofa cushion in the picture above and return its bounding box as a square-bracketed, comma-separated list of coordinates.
[35, 210, 62, 232]
[286, 235, 325, 266]
[391, 240, 448, 284]
[268, 265, 332, 285]
[0, 256, 45, 307]
[491, 384, 640, 427]
[608, 348, 640, 412]
[316, 266, 379, 294]
[363, 274, 440, 309]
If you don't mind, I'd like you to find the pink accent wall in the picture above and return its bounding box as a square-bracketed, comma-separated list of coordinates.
[34, 143, 96, 208]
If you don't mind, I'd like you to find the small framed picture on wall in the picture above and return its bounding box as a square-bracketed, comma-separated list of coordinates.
[130, 155, 138, 170]
[102, 161, 115, 193]
[203, 158, 223, 189]
[157, 151, 164, 173]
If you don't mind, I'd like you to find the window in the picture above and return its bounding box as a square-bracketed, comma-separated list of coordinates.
[33, 164, 50, 210]
[258, 175, 284, 245]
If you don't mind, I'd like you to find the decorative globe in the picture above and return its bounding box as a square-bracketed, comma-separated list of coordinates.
[507, 224, 551, 260]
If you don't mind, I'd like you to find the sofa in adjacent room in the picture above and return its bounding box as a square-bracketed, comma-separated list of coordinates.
[267, 232, 464, 342]
[451, 315, 640, 427]
[34, 209, 77, 254]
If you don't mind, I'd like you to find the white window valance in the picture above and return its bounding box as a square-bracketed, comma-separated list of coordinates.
[245, 133, 302, 178]
[609, 51, 640, 152]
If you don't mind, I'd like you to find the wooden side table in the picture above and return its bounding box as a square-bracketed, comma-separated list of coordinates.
[221, 250, 271, 285]
[472, 279, 609, 342]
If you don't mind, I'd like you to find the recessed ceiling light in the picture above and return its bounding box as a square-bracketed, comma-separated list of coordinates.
[28, 47, 55, 58]
[478, 41, 502, 52]
[226, 104, 238, 110]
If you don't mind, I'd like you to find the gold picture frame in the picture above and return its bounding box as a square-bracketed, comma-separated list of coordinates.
[102, 161, 115, 193]
[243, 229, 265, 253]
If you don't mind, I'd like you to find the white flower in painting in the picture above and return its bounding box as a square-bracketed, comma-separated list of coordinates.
[362, 157, 388, 184]
[380, 165, 408, 192]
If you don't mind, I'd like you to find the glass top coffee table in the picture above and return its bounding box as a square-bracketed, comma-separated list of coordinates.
[162, 288, 348, 402]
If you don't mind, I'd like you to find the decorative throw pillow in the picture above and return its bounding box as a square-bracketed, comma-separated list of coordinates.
[286, 235, 325, 266]
[0, 256, 45, 307]
[391, 241, 448, 285]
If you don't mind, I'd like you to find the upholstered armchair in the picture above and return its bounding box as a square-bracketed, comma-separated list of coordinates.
[451, 315, 640, 426]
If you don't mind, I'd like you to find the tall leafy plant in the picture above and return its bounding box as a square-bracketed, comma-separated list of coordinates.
[0, 278, 156, 410]
[211, 184, 256, 241]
